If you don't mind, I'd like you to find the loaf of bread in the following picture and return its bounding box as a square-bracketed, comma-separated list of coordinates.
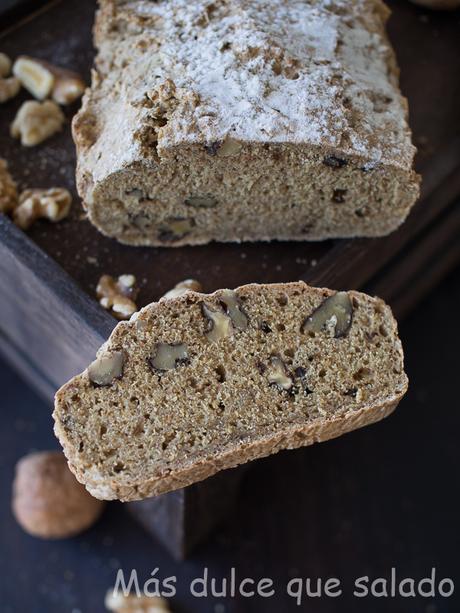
[72, 0, 419, 247]
[54, 282, 407, 501]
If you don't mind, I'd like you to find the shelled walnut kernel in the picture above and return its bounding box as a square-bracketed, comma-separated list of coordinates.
[13, 56, 54, 100]
[0, 76, 20, 103]
[13, 55, 85, 104]
[11, 100, 65, 146]
[0, 52, 20, 103]
[97, 274, 139, 320]
[105, 591, 170, 612]
[162, 279, 203, 299]
[88, 351, 125, 387]
[0, 52, 12, 78]
[13, 188, 72, 229]
[51, 67, 86, 105]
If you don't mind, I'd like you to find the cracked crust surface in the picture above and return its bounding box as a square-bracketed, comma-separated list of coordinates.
[54, 281, 408, 501]
[73, 0, 420, 246]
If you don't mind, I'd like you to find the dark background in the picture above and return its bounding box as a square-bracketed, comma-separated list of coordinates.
[1, 0, 459, 611]
[1, 267, 459, 612]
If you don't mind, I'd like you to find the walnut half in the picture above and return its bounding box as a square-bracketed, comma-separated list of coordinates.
[13, 187, 72, 229]
[96, 275, 139, 320]
[11, 100, 65, 146]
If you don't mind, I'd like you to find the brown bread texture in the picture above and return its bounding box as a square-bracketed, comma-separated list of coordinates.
[54, 282, 408, 501]
[72, 0, 420, 247]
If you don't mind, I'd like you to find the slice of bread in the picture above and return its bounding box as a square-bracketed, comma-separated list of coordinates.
[53, 282, 407, 501]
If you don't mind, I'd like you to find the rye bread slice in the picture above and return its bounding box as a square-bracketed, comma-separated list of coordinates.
[54, 282, 407, 501]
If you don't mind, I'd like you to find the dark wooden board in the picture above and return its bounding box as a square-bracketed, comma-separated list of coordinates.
[0, 0, 459, 404]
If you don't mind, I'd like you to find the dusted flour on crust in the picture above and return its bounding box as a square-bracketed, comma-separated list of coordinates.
[73, 0, 420, 246]
[54, 281, 408, 501]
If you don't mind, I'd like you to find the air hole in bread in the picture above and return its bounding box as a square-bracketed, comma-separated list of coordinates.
[353, 368, 371, 381]
[113, 462, 125, 474]
[215, 365, 226, 383]
[277, 294, 288, 306]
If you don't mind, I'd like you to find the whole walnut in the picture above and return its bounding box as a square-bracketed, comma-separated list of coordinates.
[12, 451, 105, 539]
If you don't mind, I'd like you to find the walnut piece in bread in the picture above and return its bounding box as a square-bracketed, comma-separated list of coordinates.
[12, 451, 105, 538]
[88, 350, 125, 386]
[54, 281, 408, 501]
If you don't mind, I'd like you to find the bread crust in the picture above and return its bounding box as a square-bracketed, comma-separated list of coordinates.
[54, 281, 408, 501]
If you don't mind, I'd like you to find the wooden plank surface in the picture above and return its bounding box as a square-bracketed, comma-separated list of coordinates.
[0, 0, 459, 403]
[0, 215, 114, 399]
